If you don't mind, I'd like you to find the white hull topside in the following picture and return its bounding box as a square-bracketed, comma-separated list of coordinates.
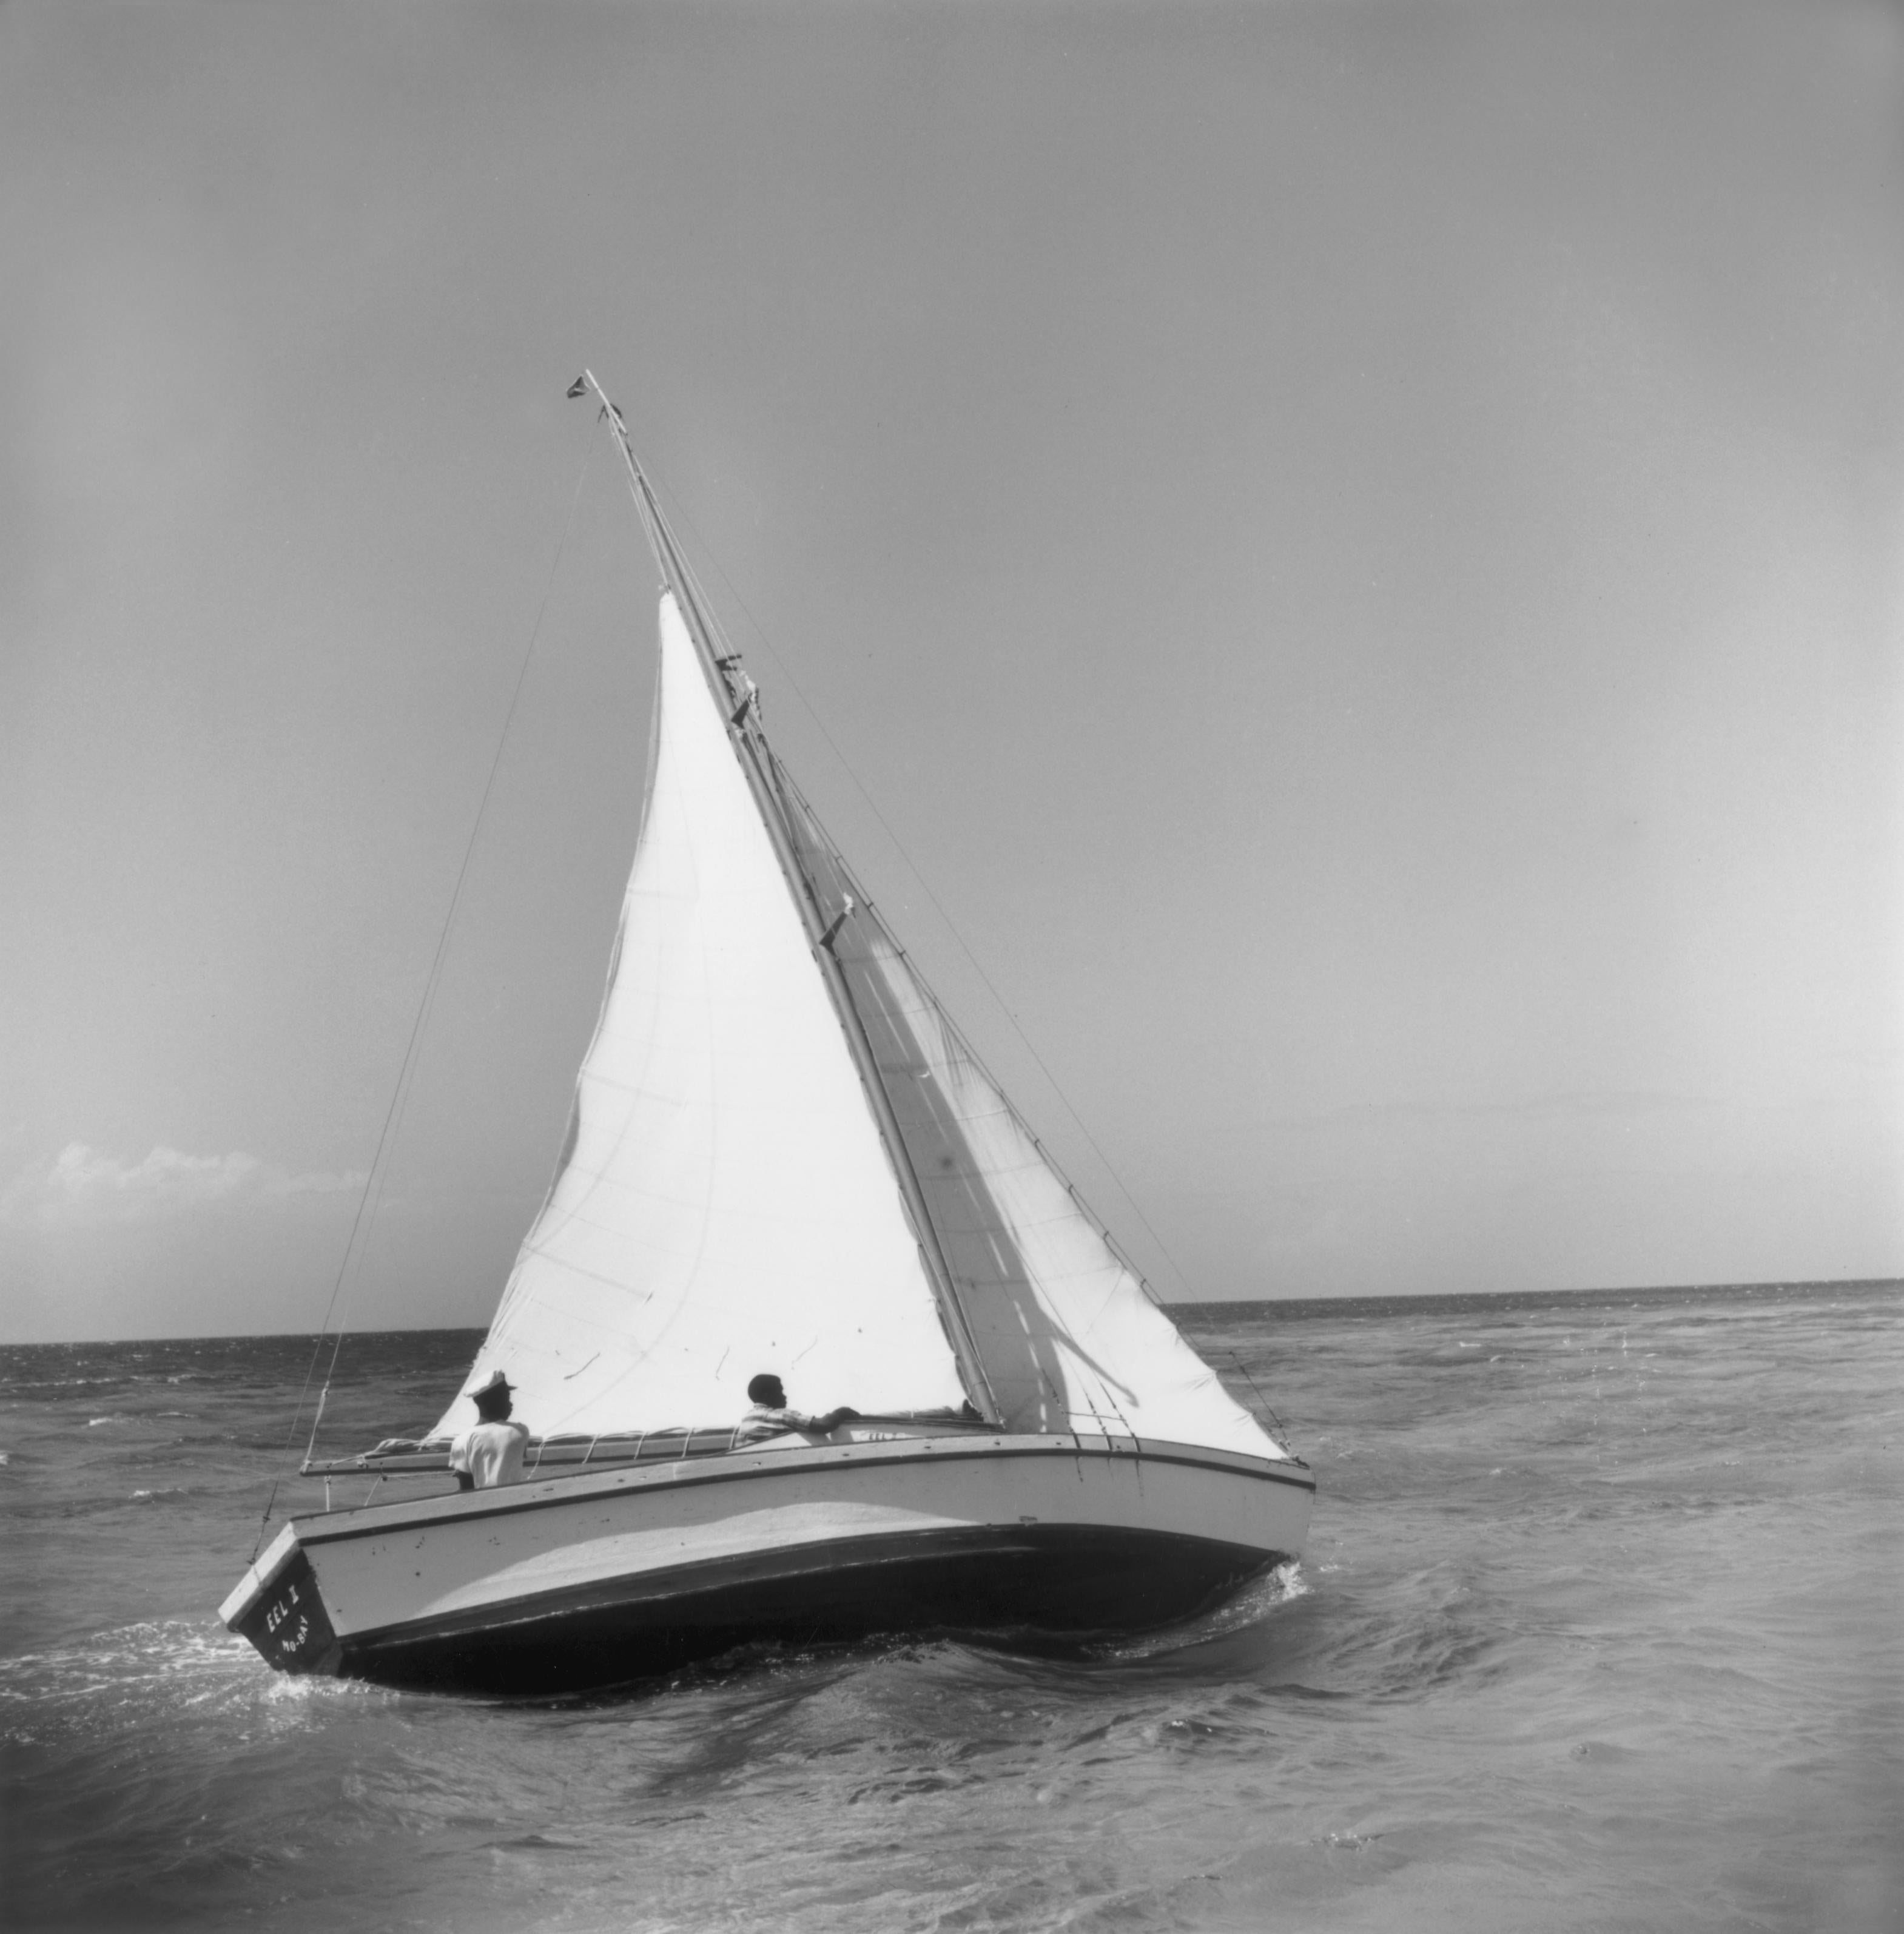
[224, 1433, 1314, 1693]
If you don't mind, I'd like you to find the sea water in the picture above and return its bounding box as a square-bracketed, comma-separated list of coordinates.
[1, 1282, 1898, 1933]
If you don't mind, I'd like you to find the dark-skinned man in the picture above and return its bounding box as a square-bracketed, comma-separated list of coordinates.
[735, 1372, 859, 1446]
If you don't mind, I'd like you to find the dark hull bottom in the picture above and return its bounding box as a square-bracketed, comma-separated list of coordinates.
[337, 1525, 1285, 1697]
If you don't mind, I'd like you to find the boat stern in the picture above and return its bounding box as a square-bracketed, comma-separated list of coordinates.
[220, 1523, 344, 1676]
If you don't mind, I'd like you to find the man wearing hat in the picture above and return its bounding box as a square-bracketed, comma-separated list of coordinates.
[451, 1370, 531, 1491]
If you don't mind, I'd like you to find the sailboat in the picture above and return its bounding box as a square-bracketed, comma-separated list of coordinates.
[220, 376, 1314, 1694]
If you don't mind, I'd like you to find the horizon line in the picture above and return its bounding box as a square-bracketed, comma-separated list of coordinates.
[4, 1276, 1897, 1350]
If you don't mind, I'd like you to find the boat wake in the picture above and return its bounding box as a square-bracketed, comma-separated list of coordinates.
[0, 1619, 390, 1742]
[1086, 1561, 1310, 1662]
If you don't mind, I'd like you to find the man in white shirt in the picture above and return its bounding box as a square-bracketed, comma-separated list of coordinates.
[451, 1370, 530, 1490]
[736, 1372, 859, 1446]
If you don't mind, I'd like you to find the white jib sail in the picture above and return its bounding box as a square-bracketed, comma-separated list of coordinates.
[852, 926, 1291, 1460]
[434, 595, 968, 1440]
[769, 764, 1290, 1461]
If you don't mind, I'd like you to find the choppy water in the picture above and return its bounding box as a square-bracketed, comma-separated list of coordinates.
[2, 1283, 1899, 1933]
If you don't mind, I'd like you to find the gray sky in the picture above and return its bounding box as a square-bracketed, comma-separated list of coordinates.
[4, 1, 1900, 1343]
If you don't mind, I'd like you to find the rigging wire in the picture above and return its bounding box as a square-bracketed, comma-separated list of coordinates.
[1214, 1346, 1293, 1448]
[248, 435, 598, 1562]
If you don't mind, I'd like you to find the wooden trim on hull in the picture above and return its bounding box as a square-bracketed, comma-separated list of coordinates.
[291, 1434, 1314, 1549]
[341, 1522, 1287, 1695]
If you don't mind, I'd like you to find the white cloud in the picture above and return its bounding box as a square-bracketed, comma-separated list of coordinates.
[0, 1144, 367, 1230]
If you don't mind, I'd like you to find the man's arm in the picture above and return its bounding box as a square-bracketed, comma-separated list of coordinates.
[755, 1406, 859, 1437]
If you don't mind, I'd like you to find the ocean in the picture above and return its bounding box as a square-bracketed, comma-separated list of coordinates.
[2, 1281, 1898, 1933]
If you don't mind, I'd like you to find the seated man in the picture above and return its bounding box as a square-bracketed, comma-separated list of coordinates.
[451, 1369, 531, 1490]
[736, 1372, 859, 1446]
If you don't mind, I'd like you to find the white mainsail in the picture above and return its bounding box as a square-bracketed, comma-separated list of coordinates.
[435, 596, 968, 1438]
[440, 573, 1288, 1464]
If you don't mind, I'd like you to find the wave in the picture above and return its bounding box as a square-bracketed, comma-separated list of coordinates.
[1089, 1562, 1310, 1663]
[0, 1619, 394, 1743]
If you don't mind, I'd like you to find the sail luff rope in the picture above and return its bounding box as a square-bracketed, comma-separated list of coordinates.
[249, 439, 597, 1557]
[576, 372, 1003, 1424]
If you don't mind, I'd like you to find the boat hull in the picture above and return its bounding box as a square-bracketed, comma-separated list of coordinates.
[223, 1434, 1313, 1696]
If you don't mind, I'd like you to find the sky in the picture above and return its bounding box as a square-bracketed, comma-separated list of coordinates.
[2, 1, 1900, 1343]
